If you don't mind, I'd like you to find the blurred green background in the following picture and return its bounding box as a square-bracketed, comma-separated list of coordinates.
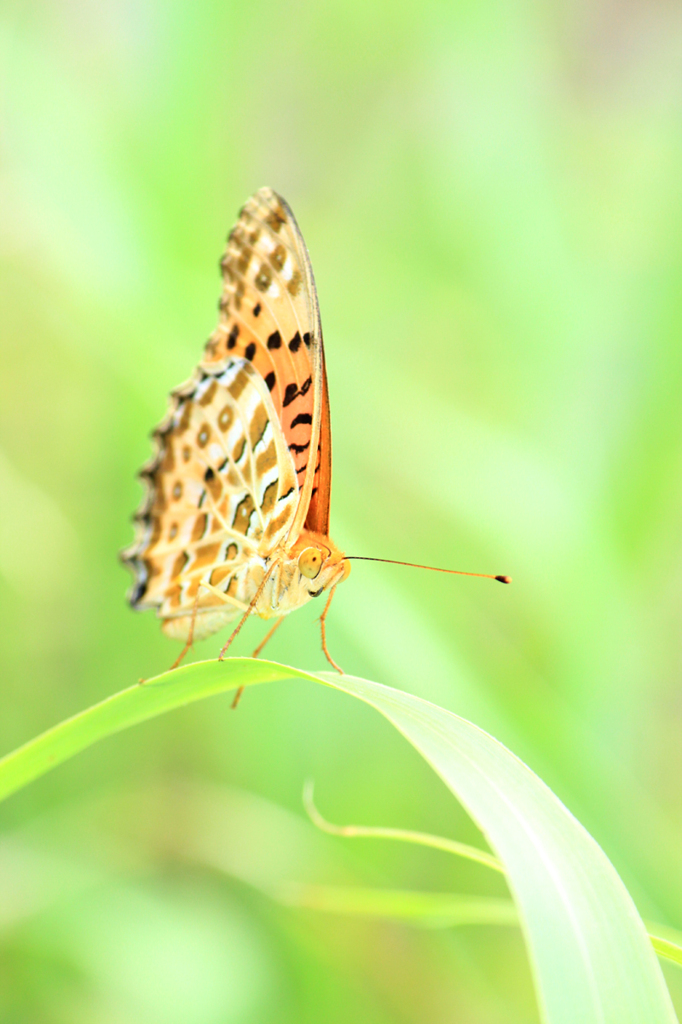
[2, 0, 682, 1020]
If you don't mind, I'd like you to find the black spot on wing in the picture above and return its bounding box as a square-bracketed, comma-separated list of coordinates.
[245, 342, 256, 362]
[228, 324, 239, 349]
[282, 376, 313, 407]
[129, 579, 147, 607]
[290, 412, 312, 429]
[289, 331, 302, 353]
[267, 330, 282, 349]
[265, 371, 276, 391]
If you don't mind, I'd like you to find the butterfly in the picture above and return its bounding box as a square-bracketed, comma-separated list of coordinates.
[121, 187, 350, 671]
[121, 188, 510, 676]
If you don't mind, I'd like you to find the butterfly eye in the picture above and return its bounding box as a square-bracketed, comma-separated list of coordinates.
[298, 547, 322, 579]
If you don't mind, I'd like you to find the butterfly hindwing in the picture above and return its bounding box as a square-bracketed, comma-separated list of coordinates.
[122, 359, 298, 635]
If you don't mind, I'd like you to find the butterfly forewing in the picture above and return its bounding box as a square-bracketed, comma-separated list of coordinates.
[202, 188, 331, 538]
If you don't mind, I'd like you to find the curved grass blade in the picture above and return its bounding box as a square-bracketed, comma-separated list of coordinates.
[315, 670, 677, 1024]
[0, 658, 676, 1023]
[0, 659, 292, 804]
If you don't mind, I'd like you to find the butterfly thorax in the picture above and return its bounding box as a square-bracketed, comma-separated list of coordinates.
[253, 530, 349, 619]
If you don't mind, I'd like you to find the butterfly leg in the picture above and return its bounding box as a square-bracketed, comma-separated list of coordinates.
[320, 585, 344, 674]
[168, 586, 201, 671]
[228, 617, 286, 710]
[252, 616, 284, 659]
[218, 566, 274, 660]
[217, 562, 278, 709]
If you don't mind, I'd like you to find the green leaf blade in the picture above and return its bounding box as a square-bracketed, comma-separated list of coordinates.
[0, 659, 292, 804]
[0, 658, 676, 1023]
[321, 671, 678, 1024]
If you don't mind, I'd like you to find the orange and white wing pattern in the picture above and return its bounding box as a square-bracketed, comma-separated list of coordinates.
[202, 187, 332, 537]
[121, 187, 332, 639]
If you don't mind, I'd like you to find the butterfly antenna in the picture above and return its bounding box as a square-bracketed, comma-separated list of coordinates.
[344, 556, 511, 584]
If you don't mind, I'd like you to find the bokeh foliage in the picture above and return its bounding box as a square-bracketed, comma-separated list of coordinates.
[2, 1, 682, 1021]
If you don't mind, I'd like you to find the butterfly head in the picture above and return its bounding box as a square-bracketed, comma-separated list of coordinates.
[283, 531, 350, 603]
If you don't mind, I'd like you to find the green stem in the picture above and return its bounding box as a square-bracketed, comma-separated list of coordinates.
[301, 788, 681, 969]
[303, 779, 503, 873]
